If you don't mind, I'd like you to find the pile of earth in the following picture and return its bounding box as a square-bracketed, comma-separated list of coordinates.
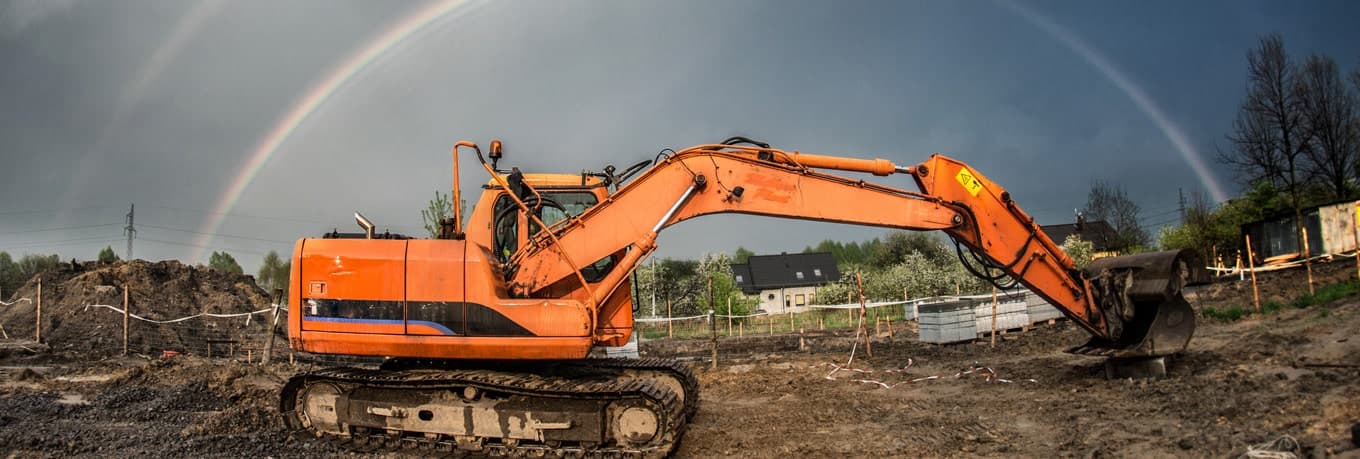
[0, 260, 280, 358]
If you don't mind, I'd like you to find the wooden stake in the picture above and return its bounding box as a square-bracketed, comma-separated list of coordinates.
[726, 297, 733, 337]
[855, 272, 871, 358]
[798, 328, 806, 351]
[1353, 202, 1360, 280]
[122, 285, 130, 356]
[35, 277, 42, 343]
[818, 316, 824, 330]
[1302, 226, 1315, 295]
[263, 289, 283, 365]
[1245, 234, 1261, 311]
[990, 285, 998, 349]
[887, 315, 894, 338]
[768, 313, 773, 335]
[788, 310, 794, 333]
[667, 299, 673, 338]
[709, 310, 718, 370]
[708, 278, 717, 370]
[739, 321, 744, 337]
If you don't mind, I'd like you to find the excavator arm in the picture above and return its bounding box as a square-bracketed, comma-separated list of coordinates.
[495, 141, 1204, 357]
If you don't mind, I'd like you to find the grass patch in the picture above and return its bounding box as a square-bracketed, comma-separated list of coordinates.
[1204, 279, 1360, 322]
[1203, 306, 1246, 321]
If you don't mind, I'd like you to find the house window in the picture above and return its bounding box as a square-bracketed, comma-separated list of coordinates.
[813, 268, 822, 277]
[795, 294, 806, 306]
[767, 293, 775, 300]
[795, 271, 804, 280]
[735, 275, 743, 283]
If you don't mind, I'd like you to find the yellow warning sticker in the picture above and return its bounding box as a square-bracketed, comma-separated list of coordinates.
[955, 167, 983, 197]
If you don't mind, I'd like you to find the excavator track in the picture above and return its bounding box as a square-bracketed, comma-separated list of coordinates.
[280, 359, 697, 458]
[378, 357, 701, 422]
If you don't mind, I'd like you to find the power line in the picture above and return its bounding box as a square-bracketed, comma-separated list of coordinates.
[138, 236, 273, 256]
[0, 205, 122, 217]
[1, 236, 125, 251]
[0, 222, 120, 235]
[140, 204, 333, 225]
[139, 223, 295, 244]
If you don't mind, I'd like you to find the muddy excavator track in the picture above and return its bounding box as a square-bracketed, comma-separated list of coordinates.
[280, 358, 699, 458]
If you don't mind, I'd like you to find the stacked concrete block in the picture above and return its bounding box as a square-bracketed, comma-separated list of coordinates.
[972, 299, 1029, 332]
[1022, 290, 1065, 322]
[918, 300, 977, 344]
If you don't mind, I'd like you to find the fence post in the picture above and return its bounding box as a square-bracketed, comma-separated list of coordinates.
[666, 300, 673, 338]
[35, 277, 42, 343]
[726, 297, 733, 337]
[1245, 234, 1261, 311]
[887, 315, 894, 338]
[855, 272, 871, 358]
[768, 314, 773, 335]
[709, 309, 718, 370]
[1353, 202, 1360, 280]
[1302, 226, 1315, 295]
[123, 285, 130, 356]
[263, 289, 284, 365]
[990, 285, 998, 349]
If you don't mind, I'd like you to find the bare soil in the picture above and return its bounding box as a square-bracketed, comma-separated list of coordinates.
[1, 260, 1358, 458]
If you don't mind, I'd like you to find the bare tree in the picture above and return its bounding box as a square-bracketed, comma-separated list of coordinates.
[1298, 54, 1359, 199]
[1084, 181, 1148, 251]
[1221, 34, 1311, 197]
[1220, 34, 1312, 259]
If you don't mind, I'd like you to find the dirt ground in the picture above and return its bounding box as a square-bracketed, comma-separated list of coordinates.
[1, 260, 1359, 458]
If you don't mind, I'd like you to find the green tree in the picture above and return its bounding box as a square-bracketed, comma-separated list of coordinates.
[208, 251, 243, 274]
[0, 252, 19, 297]
[867, 230, 950, 267]
[1059, 234, 1094, 270]
[635, 257, 702, 316]
[733, 246, 754, 264]
[257, 250, 291, 298]
[697, 252, 755, 316]
[97, 246, 120, 263]
[16, 254, 59, 280]
[421, 191, 453, 238]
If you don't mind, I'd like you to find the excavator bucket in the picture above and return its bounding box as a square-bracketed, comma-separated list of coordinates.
[1067, 249, 1209, 358]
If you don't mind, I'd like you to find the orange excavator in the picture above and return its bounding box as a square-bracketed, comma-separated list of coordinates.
[281, 137, 1206, 457]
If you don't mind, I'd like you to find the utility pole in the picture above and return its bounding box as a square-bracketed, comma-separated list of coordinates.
[124, 203, 136, 259]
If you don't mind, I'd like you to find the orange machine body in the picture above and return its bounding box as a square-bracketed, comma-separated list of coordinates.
[287, 175, 635, 360]
[286, 141, 1176, 362]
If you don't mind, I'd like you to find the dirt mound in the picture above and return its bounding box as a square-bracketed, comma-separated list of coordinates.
[0, 260, 278, 357]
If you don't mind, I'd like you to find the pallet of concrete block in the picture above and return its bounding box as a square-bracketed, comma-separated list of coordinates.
[1019, 290, 1065, 322]
[972, 298, 1029, 333]
[918, 299, 977, 344]
[905, 295, 959, 321]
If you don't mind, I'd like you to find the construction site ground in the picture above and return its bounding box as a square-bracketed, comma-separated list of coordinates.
[1, 259, 1359, 458]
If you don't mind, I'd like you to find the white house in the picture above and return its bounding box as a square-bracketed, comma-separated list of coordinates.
[730, 252, 840, 314]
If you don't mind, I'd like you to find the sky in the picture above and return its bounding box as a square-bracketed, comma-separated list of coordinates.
[2, 0, 1358, 274]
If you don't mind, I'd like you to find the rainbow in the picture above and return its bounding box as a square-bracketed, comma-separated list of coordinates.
[60, 0, 226, 220]
[190, 0, 486, 262]
[997, 0, 1230, 203]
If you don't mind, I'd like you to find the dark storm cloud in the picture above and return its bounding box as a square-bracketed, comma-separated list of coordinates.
[2, 0, 1359, 272]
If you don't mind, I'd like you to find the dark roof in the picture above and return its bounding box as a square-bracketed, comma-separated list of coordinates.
[1040, 220, 1119, 251]
[730, 252, 840, 294]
